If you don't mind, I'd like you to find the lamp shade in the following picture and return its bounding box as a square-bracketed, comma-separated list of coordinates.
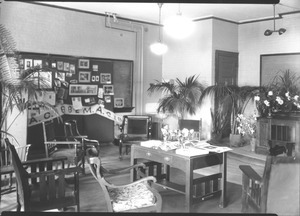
[164, 14, 195, 39]
[150, 42, 168, 55]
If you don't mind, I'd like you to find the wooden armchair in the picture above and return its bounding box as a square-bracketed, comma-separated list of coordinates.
[1, 142, 30, 198]
[239, 154, 300, 215]
[118, 115, 152, 159]
[6, 138, 81, 212]
[42, 119, 84, 170]
[88, 156, 162, 212]
[64, 119, 100, 157]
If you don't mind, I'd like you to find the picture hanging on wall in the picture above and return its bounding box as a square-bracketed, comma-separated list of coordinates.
[79, 71, 91, 83]
[103, 85, 114, 95]
[33, 59, 42, 68]
[114, 98, 124, 108]
[70, 64, 75, 74]
[104, 96, 111, 103]
[51, 62, 56, 68]
[63, 62, 70, 71]
[69, 84, 98, 96]
[100, 73, 111, 84]
[93, 64, 98, 71]
[57, 61, 63, 70]
[78, 59, 90, 69]
[24, 59, 32, 70]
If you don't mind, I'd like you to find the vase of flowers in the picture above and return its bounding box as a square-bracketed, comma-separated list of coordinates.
[236, 113, 257, 150]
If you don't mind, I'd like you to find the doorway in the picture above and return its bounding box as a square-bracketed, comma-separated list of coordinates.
[215, 50, 239, 138]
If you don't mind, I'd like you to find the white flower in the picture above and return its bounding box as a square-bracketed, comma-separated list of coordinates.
[268, 91, 273, 96]
[254, 96, 260, 101]
[294, 95, 299, 101]
[276, 96, 283, 105]
[285, 92, 291, 100]
[264, 100, 270, 106]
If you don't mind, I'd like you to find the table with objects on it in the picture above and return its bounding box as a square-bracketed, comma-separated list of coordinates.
[130, 140, 229, 212]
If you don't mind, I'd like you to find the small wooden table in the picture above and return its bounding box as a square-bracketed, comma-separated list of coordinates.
[131, 144, 227, 212]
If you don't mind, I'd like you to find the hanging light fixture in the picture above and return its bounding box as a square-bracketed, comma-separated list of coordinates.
[264, 4, 286, 36]
[164, 4, 195, 40]
[150, 3, 168, 55]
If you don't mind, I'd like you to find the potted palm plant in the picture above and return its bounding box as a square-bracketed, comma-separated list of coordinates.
[0, 24, 58, 144]
[199, 84, 261, 146]
[147, 75, 206, 126]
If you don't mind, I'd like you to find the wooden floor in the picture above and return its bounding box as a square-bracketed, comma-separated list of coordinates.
[0, 142, 266, 213]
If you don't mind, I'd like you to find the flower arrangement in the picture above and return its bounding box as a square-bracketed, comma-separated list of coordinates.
[161, 124, 194, 142]
[254, 90, 300, 116]
[236, 114, 257, 138]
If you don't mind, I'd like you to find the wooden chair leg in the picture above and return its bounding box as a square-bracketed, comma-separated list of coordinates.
[119, 140, 123, 160]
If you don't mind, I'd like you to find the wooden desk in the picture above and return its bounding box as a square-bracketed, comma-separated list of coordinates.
[130, 144, 227, 212]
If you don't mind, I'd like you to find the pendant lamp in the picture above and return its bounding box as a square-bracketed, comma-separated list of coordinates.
[164, 4, 195, 40]
[264, 4, 286, 36]
[150, 3, 168, 55]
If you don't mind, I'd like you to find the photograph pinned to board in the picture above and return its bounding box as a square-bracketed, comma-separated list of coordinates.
[103, 85, 114, 95]
[63, 62, 70, 72]
[57, 61, 64, 70]
[92, 64, 98, 71]
[70, 64, 75, 74]
[78, 59, 90, 69]
[79, 71, 91, 83]
[104, 96, 111, 103]
[33, 59, 42, 68]
[84, 97, 96, 105]
[98, 88, 103, 98]
[100, 73, 111, 84]
[98, 99, 104, 106]
[19, 59, 24, 69]
[69, 84, 98, 96]
[96, 76, 99, 82]
[91, 76, 96, 82]
[24, 59, 32, 70]
[72, 97, 83, 110]
[51, 62, 56, 68]
[114, 98, 124, 108]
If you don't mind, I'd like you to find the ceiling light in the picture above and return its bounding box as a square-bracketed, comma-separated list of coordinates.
[150, 3, 168, 55]
[264, 4, 286, 36]
[164, 4, 195, 40]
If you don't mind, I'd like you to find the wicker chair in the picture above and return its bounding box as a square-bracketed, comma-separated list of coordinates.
[88, 156, 162, 212]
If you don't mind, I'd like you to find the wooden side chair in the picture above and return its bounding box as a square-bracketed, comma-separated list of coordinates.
[118, 115, 152, 159]
[239, 153, 300, 215]
[64, 119, 100, 157]
[1, 142, 30, 198]
[179, 119, 202, 140]
[88, 156, 162, 212]
[6, 138, 81, 212]
[42, 119, 84, 171]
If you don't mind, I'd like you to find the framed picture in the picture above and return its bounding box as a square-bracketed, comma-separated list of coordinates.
[78, 59, 90, 69]
[100, 73, 112, 84]
[93, 64, 98, 71]
[103, 85, 114, 95]
[63, 62, 70, 71]
[70, 64, 75, 74]
[24, 59, 32, 70]
[79, 71, 91, 83]
[114, 98, 124, 108]
[69, 84, 98, 96]
[57, 61, 64, 70]
[260, 53, 300, 86]
[33, 59, 42, 68]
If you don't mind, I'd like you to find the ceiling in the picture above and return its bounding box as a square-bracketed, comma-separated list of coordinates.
[37, 1, 300, 24]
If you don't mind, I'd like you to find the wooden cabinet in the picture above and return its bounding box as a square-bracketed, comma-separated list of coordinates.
[256, 113, 300, 155]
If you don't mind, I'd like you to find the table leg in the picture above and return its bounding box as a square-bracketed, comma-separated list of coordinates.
[130, 153, 137, 182]
[185, 160, 193, 212]
[219, 152, 227, 208]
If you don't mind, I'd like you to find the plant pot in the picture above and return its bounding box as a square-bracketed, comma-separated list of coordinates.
[229, 134, 242, 147]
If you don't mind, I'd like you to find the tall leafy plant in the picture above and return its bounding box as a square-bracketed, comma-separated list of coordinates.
[199, 84, 261, 135]
[0, 24, 57, 143]
[147, 75, 206, 119]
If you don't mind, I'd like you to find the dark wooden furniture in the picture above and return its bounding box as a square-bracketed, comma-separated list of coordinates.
[42, 119, 84, 170]
[239, 154, 300, 214]
[256, 114, 300, 154]
[1, 143, 30, 198]
[6, 138, 81, 212]
[131, 144, 227, 212]
[118, 115, 152, 159]
[64, 119, 100, 157]
[88, 156, 162, 212]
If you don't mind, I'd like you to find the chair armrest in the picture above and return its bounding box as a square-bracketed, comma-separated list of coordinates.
[21, 156, 68, 166]
[27, 166, 82, 178]
[239, 165, 262, 184]
[102, 163, 146, 174]
[44, 140, 81, 145]
[104, 176, 157, 188]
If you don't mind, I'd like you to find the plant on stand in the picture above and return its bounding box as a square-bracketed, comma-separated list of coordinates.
[148, 75, 205, 133]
